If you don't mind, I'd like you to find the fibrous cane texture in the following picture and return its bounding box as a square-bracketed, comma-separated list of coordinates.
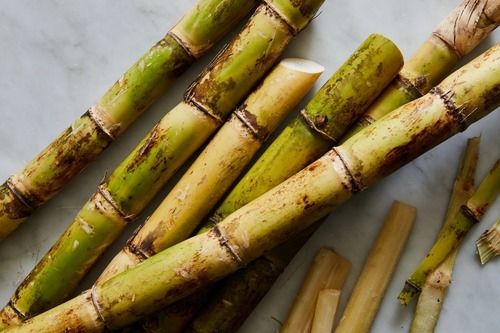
[476, 219, 500, 264]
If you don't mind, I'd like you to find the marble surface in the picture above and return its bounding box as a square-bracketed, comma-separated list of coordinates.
[0, 1, 498, 332]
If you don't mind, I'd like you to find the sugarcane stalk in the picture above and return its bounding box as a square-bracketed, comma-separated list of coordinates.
[6, 42, 499, 333]
[310, 289, 341, 333]
[410, 137, 479, 333]
[400, 157, 500, 305]
[96, 58, 324, 283]
[139, 34, 403, 333]
[343, 0, 500, 139]
[0, 0, 259, 241]
[334, 201, 416, 333]
[0, 1, 321, 327]
[476, 219, 500, 264]
[281, 248, 351, 333]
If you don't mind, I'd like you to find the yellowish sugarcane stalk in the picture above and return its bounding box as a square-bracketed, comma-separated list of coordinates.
[0, 1, 326, 328]
[96, 58, 324, 284]
[0, 0, 259, 240]
[281, 248, 351, 333]
[4, 43, 499, 333]
[334, 201, 417, 333]
[311, 289, 341, 333]
[410, 137, 479, 333]
[344, 0, 500, 139]
[476, 219, 500, 264]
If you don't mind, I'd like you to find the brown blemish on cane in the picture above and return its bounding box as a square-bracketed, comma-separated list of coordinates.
[300, 194, 314, 210]
[18, 112, 111, 206]
[481, 82, 500, 112]
[235, 106, 270, 142]
[124, 124, 166, 174]
[396, 74, 423, 99]
[373, 94, 462, 179]
[289, 0, 316, 19]
[413, 76, 428, 92]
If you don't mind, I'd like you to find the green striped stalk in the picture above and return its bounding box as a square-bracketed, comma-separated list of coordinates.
[137, 33, 403, 333]
[6, 44, 499, 333]
[96, 58, 324, 283]
[0, 0, 259, 241]
[400, 158, 500, 305]
[96, 34, 402, 287]
[343, 0, 499, 139]
[0, 1, 324, 328]
[409, 137, 478, 333]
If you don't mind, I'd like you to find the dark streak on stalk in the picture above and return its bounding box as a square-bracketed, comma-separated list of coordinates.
[212, 224, 244, 266]
[234, 106, 270, 142]
[299, 110, 337, 144]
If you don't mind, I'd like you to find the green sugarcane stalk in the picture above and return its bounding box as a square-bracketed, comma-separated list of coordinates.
[409, 137, 479, 333]
[5, 43, 499, 333]
[139, 33, 403, 333]
[0, 0, 259, 241]
[400, 158, 500, 305]
[343, 0, 499, 139]
[96, 33, 402, 288]
[96, 58, 325, 284]
[0, 1, 324, 328]
[183, 4, 500, 330]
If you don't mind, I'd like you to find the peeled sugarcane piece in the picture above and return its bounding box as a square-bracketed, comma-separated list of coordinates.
[281, 248, 351, 333]
[97, 58, 324, 283]
[144, 34, 403, 333]
[334, 201, 416, 333]
[311, 289, 341, 333]
[476, 219, 500, 264]
[410, 137, 479, 333]
[5, 44, 500, 333]
[0, 1, 315, 327]
[0, 0, 260, 241]
[400, 158, 500, 305]
[344, 0, 500, 138]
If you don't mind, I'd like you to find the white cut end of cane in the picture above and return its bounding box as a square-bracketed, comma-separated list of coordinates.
[280, 58, 325, 74]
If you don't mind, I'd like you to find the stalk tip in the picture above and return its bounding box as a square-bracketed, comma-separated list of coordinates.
[476, 220, 500, 265]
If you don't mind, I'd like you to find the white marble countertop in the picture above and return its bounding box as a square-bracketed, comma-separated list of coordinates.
[0, 1, 498, 332]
